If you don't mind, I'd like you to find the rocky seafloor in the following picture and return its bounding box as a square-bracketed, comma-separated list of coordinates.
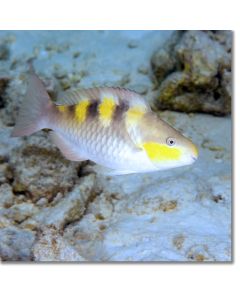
[0, 30, 232, 262]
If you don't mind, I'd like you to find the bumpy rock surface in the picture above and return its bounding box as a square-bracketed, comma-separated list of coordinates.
[22, 174, 95, 230]
[151, 30, 232, 115]
[0, 38, 10, 61]
[9, 131, 80, 202]
[0, 31, 231, 262]
[0, 227, 35, 261]
[33, 227, 86, 262]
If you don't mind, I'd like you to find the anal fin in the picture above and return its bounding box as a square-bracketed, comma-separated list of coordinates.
[50, 132, 87, 162]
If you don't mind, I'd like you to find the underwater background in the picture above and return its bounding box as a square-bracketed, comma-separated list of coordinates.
[0, 30, 231, 262]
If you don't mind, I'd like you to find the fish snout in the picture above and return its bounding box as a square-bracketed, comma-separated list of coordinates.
[190, 143, 199, 161]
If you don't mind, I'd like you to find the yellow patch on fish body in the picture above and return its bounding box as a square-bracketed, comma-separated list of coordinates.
[98, 97, 115, 126]
[75, 99, 90, 123]
[126, 105, 146, 127]
[142, 142, 182, 162]
[57, 105, 67, 113]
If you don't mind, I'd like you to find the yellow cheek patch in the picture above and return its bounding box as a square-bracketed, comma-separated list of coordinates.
[57, 105, 67, 113]
[99, 97, 115, 126]
[126, 106, 145, 126]
[142, 142, 182, 162]
[75, 99, 90, 123]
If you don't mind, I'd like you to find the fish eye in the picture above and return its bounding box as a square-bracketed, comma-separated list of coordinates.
[166, 137, 176, 146]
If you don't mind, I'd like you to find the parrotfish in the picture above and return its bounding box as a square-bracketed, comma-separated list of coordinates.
[11, 72, 198, 175]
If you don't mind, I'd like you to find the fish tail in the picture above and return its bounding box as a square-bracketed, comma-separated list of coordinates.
[11, 72, 54, 137]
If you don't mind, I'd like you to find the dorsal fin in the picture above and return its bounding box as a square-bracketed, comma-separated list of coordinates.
[56, 87, 150, 110]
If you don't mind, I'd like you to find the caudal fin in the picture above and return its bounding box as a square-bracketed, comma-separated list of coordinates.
[11, 72, 53, 137]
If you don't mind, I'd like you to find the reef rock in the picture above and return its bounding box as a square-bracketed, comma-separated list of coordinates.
[0, 183, 15, 208]
[22, 174, 95, 230]
[0, 41, 10, 61]
[9, 131, 80, 202]
[0, 74, 10, 111]
[151, 30, 232, 115]
[33, 227, 86, 262]
[0, 227, 35, 261]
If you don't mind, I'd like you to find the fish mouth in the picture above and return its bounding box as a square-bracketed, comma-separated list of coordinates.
[191, 155, 198, 162]
[189, 144, 198, 162]
[191, 144, 199, 158]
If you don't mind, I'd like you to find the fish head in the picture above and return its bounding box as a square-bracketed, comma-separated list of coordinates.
[139, 114, 198, 170]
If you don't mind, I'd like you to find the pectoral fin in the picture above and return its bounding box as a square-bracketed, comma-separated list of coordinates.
[50, 132, 87, 162]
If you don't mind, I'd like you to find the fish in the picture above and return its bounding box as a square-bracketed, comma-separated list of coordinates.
[11, 71, 198, 176]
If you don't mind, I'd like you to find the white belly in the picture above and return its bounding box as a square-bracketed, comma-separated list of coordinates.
[53, 117, 157, 174]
